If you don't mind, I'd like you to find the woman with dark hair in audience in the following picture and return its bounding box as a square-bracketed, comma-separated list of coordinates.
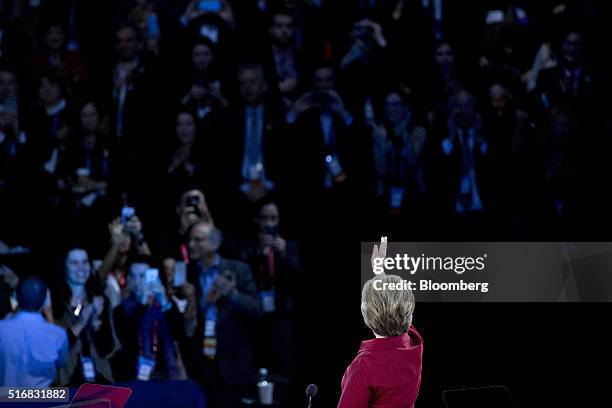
[180, 38, 228, 123]
[51, 247, 119, 386]
[163, 110, 212, 205]
[240, 195, 299, 385]
[60, 101, 112, 243]
[426, 40, 462, 122]
[64, 101, 111, 193]
[30, 73, 74, 210]
[167, 111, 200, 181]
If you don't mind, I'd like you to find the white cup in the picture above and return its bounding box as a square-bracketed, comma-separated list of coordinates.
[257, 381, 274, 405]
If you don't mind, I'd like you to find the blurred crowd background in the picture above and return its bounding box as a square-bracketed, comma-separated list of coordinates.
[1, 0, 612, 407]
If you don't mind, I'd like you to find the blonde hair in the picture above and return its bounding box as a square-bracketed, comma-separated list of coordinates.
[361, 275, 415, 337]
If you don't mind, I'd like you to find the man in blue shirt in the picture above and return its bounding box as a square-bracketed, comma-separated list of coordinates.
[0, 276, 68, 386]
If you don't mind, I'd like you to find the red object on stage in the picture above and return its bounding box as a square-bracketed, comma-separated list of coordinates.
[71, 384, 132, 408]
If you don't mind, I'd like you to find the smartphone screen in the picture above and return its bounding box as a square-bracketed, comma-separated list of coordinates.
[173, 262, 187, 287]
[121, 206, 136, 225]
[147, 13, 161, 39]
[198, 0, 222, 12]
[145, 268, 159, 286]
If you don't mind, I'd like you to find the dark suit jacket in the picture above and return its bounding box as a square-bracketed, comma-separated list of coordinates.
[111, 299, 185, 383]
[109, 54, 164, 195]
[206, 102, 287, 234]
[241, 240, 300, 316]
[533, 65, 598, 125]
[427, 130, 494, 214]
[262, 46, 309, 99]
[29, 105, 72, 177]
[287, 109, 372, 196]
[110, 55, 159, 143]
[212, 101, 285, 192]
[187, 257, 262, 385]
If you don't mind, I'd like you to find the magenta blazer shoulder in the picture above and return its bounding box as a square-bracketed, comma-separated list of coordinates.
[338, 326, 423, 408]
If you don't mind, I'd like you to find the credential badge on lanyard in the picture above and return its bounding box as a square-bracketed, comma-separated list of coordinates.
[203, 308, 217, 359]
[325, 154, 346, 183]
[260, 289, 276, 313]
[80, 356, 96, 382]
[136, 356, 156, 381]
[137, 319, 158, 380]
[389, 186, 405, 209]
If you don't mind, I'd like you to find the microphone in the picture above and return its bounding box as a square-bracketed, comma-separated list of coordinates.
[306, 384, 318, 408]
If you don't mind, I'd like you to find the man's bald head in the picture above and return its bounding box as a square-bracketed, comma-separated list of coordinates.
[188, 222, 222, 261]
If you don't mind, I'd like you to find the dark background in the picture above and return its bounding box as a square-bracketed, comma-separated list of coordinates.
[2, 0, 612, 407]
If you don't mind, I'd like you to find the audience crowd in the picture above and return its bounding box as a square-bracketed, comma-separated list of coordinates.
[1, 0, 611, 406]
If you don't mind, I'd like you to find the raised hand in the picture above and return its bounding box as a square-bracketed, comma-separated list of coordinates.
[92, 295, 105, 318]
[214, 271, 237, 297]
[371, 236, 388, 275]
[108, 218, 126, 246]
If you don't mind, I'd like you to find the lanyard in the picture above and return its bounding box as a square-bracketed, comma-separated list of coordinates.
[267, 251, 275, 278]
[138, 317, 158, 357]
[180, 243, 190, 264]
[113, 271, 127, 289]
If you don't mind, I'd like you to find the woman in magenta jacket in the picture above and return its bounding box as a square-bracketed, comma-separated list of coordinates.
[338, 272, 423, 408]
